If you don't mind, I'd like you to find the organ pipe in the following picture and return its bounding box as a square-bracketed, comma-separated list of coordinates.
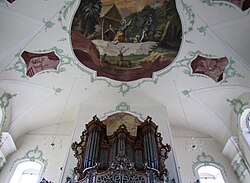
[72, 115, 171, 182]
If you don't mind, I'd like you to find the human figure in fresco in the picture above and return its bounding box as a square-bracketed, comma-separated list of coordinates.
[113, 19, 132, 44]
[21, 51, 60, 77]
[191, 56, 228, 82]
[116, 46, 130, 67]
[140, 15, 154, 42]
[26, 55, 60, 77]
[102, 53, 108, 64]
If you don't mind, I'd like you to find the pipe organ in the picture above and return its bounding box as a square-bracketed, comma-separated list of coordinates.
[71, 114, 171, 183]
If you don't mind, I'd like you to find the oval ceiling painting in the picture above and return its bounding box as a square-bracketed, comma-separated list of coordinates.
[71, 0, 182, 81]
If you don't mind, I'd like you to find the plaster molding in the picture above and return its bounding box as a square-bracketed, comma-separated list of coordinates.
[179, 0, 196, 35]
[7, 47, 75, 78]
[10, 146, 48, 172]
[222, 136, 239, 161]
[58, 0, 77, 33]
[232, 155, 249, 180]
[226, 98, 249, 119]
[0, 91, 16, 128]
[0, 132, 16, 170]
[0, 132, 16, 156]
[201, 0, 236, 9]
[0, 150, 6, 170]
[99, 102, 145, 121]
[223, 136, 250, 181]
[192, 152, 226, 176]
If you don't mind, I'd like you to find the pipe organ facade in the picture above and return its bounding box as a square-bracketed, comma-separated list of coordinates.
[71, 113, 171, 183]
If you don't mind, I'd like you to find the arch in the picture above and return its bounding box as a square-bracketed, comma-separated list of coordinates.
[7, 146, 48, 183]
[99, 102, 145, 122]
[227, 92, 250, 134]
[192, 152, 227, 182]
[239, 108, 250, 151]
[0, 106, 3, 131]
[8, 160, 44, 183]
[228, 92, 250, 157]
[196, 164, 226, 183]
[247, 113, 250, 130]
[227, 93, 250, 181]
[239, 108, 250, 133]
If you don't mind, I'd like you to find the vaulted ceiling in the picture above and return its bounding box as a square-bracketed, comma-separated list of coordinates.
[0, 0, 250, 147]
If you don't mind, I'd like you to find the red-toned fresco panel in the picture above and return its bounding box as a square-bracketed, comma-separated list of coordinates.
[21, 51, 60, 77]
[215, 0, 250, 11]
[191, 56, 229, 82]
[102, 112, 142, 136]
[7, 0, 16, 3]
[242, 0, 250, 10]
[71, 0, 182, 81]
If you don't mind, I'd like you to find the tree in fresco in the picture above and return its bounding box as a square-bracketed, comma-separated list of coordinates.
[124, 0, 180, 44]
[77, 0, 102, 37]
[125, 5, 157, 42]
[159, 0, 181, 48]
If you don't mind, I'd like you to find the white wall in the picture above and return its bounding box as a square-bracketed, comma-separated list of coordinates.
[173, 134, 240, 183]
[0, 101, 241, 183]
[0, 130, 72, 183]
[238, 134, 250, 183]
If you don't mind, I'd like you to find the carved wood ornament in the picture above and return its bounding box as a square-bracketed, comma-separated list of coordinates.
[71, 114, 171, 183]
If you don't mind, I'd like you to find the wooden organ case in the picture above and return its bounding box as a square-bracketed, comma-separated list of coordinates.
[71, 113, 171, 183]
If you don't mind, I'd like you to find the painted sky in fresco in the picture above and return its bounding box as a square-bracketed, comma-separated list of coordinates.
[102, 0, 166, 12]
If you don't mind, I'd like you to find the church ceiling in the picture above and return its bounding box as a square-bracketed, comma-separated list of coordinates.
[0, 0, 250, 146]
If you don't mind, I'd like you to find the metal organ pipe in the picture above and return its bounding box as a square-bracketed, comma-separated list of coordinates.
[118, 139, 125, 153]
[89, 131, 95, 166]
[84, 132, 93, 168]
[144, 133, 150, 166]
[150, 132, 158, 169]
[144, 131, 159, 169]
[94, 132, 100, 164]
[84, 130, 101, 168]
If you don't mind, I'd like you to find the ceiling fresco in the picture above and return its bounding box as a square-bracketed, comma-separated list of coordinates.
[191, 56, 229, 82]
[214, 0, 250, 11]
[71, 0, 182, 81]
[21, 51, 60, 77]
[6, 0, 15, 4]
[0, 0, 249, 156]
[3, 0, 246, 95]
[102, 112, 142, 136]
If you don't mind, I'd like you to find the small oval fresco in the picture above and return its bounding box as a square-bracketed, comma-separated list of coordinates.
[214, 0, 250, 11]
[6, 0, 16, 4]
[102, 112, 142, 136]
[71, 0, 182, 81]
[191, 55, 229, 82]
[21, 51, 60, 77]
